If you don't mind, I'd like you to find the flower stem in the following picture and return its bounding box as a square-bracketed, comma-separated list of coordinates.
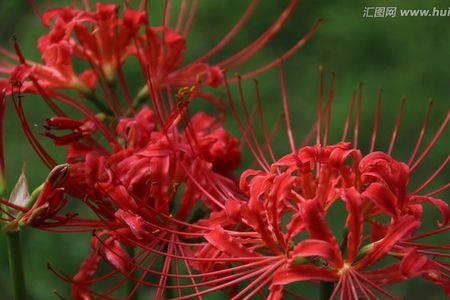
[320, 281, 334, 300]
[83, 92, 112, 114]
[6, 231, 26, 300]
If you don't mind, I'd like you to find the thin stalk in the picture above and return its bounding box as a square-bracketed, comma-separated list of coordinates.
[83, 92, 112, 114]
[6, 231, 26, 300]
[124, 86, 149, 116]
[320, 281, 334, 300]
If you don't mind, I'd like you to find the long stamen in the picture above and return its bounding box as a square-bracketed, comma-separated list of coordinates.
[224, 74, 270, 171]
[341, 91, 355, 142]
[102, 227, 268, 263]
[353, 272, 401, 300]
[353, 83, 362, 149]
[128, 246, 165, 299]
[101, 249, 153, 297]
[170, 262, 280, 300]
[175, 0, 188, 32]
[370, 89, 383, 152]
[254, 79, 276, 162]
[172, 248, 182, 298]
[94, 232, 279, 290]
[410, 109, 449, 171]
[238, 18, 323, 79]
[127, 260, 275, 291]
[408, 98, 434, 165]
[416, 249, 450, 258]
[405, 226, 450, 241]
[425, 182, 450, 197]
[237, 75, 270, 168]
[232, 261, 283, 300]
[163, 0, 172, 29]
[193, 0, 260, 63]
[155, 234, 174, 299]
[279, 63, 296, 153]
[181, 0, 199, 38]
[11, 87, 56, 168]
[388, 96, 407, 155]
[48, 264, 117, 300]
[348, 271, 375, 300]
[317, 66, 324, 145]
[176, 242, 202, 299]
[323, 72, 336, 146]
[413, 154, 450, 194]
[219, 0, 298, 68]
[329, 276, 342, 300]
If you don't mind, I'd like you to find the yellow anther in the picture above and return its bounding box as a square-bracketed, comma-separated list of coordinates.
[338, 263, 351, 276]
[175, 85, 196, 107]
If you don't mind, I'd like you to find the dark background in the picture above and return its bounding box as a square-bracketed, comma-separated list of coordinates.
[0, 0, 449, 299]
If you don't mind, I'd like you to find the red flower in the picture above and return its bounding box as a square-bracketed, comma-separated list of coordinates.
[42, 4, 146, 81]
[40, 104, 241, 298]
[190, 69, 449, 299]
[360, 152, 450, 225]
[135, 26, 223, 89]
[2, 0, 322, 114]
[272, 194, 422, 299]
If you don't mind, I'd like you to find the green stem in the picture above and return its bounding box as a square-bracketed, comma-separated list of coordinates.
[126, 86, 149, 116]
[83, 92, 112, 114]
[320, 281, 334, 300]
[6, 231, 26, 300]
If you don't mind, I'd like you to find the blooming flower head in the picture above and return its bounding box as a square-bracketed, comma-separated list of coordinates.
[191, 70, 450, 299]
[0, 1, 325, 298]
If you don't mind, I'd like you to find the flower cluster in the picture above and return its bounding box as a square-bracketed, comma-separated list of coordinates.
[0, 1, 448, 300]
[196, 141, 449, 299]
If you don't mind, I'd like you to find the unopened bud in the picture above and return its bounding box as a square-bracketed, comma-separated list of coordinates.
[46, 164, 69, 189]
[44, 117, 83, 130]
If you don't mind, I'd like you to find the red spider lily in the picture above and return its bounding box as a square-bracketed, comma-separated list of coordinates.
[276, 197, 450, 298]
[38, 101, 242, 299]
[271, 193, 422, 300]
[1, 1, 280, 296]
[1, 0, 322, 177]
[3, 83, 242, 297]
[1, 0, 322, 116]
[185, 69, 449, 299]
[360, 151, 450, 225]
[163, 144, 353, 299]
[1, 4, 145, 93]
[42, 4, 146, 80]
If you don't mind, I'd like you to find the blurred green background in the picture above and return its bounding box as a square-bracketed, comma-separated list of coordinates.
[0, 0, 449, 299]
